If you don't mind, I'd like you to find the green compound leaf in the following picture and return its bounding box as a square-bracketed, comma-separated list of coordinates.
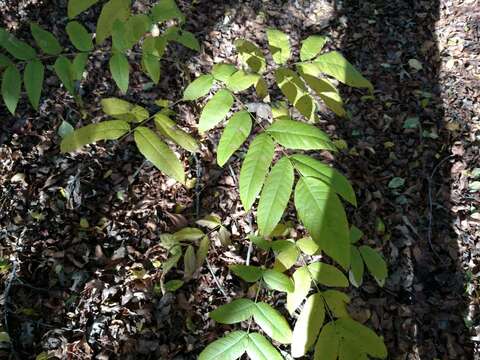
[226, 70, 260, 93]
[199, 331, 248, 360]
[210, 298, 255, 324]
[350, 225, 364, 243]
[60, 120, 130, 153]
[262, 269, 294, 292]
[294, 177, 350, 269]
[287, 266, 311, 315]
[229, 264, 264, 283]
[0, 30, 37, 60]
[1, 65, 21, 114]
[54, 56, 75, 94]
[266, 119, 335, 151]
[359, 245, 387, 286]
[273, 241, 299, 272]
[198, 89, 234, 133]
[155, 113, 199, 153]
[66, 21, 93, 52]
[151, 0, 185, 23]
[336, 318, 387, 358]
[349, 246, 364, 287]
[239, 133, 275, 211]
[183, 74, 214, 101]
[72, 53, 89, 80]
[292, 293, 325, 358]
[24, 59, 44, 110]
[308, 262, 349, 287]
[246, 333, 283, 360]
[314, 51, 373, 91]
[134, 126, 185, 184]
[296, 236, 320, 256]
[322, 290, 350, 318]
[101, 97, 148, 122]
[314, 322, 340, 360]
[217, 111, 252, 167]
[212, 63, 237, 83]
[124, 14, 151, 45]
[109, 52, 130, 93]
[30, 23, 62, 55]
[291, 154, 357, 206]
[266, 28, 291, 65]
[234, 39, 266, 73]
[257, 157, 294, 236]
[68, 0, 99, 18]
[112, 19, 130, 52]
[142, 40, 161, 84]
[96, 0, 131, 45]
[300, 35, 327, 61]
[252, 302, 292, 344]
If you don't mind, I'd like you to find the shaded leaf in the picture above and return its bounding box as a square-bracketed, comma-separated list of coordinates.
[229, 265, 263, 283]
[359, 246, 387, 286]
[196, 235, 210, 269]
[101, 97, 148, 122]
[1, 65, 21, 114]
[308, 262, 348, 288]
[24, 59, 44, 110]
[349, 246, 364, 287]
[72, 53, 89, 81]
[109, 52, 130, 93]
[183, 245, 196, 280]
[0, 30, 36, 60]
[314, 322, 340, 360]
[349, 225, 363, 243]
[164, 279, 184, 292]
[54, 56, 75, 95]
[173, 227, 204, 241]
[234, 39, 266, 73]
[151, 0, 185, 23]
[322, 290, 350, 318]
[68, 0, 98, 18]
[217, 111, 252, 166]
[336, 318, 387, 358]
[30, 23, 62, 55]
[96, 0, 131, 45]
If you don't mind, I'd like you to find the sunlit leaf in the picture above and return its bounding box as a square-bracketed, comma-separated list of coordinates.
[246, 333, 283, 360]
[300, 35, 327, 61]
[173, 227, 204, 241]
[296, 237, 320, 255]
[198, 89, 234, 133]
[262, 269, 294, 292]
[210, 299, 255, 324]
[226, 70, 260, 92]
[212, 63, 236, 83]
[234, 39, 266, 73]
[183, 74, 214, 100]
[308, 262, 348, 288]
[266, 29, 291, 65]
[253, 302, 292, 344]
[292, 293, 325, 357]
[155, 113, 199, 153]
[217, 111, 252, 166]
[229, 264, 263, 283]
[287, 266, 311, 314]
[199, 331, 248, 360]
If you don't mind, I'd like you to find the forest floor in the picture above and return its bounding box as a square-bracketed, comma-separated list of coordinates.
[0, 0, 479, 359]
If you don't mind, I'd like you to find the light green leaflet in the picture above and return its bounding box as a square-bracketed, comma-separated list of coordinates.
[60, 120, 130, 153]
[257, 157, 294, 236]
[234, 39, 266, 73]
[262, 269, 294, 292]
[246, 333, 283, 360]
[322, 290, 350, 318]
[300, 35, 327, 61]
[286, 266, 311, 314]
[217, 111, 252, 166]
[308, 262, 349, 287]
[229, 264, 263, 282]
[133, 126, 185, 183]
[291, 154, 357, 206]
[68, 0, 99, 18]
[155, 113, 199, 153]
[294, 177, 350, 269]
[96, 0, 131, 45]
[252, 302, 292, 344]
[210, 298, 255, 324]
[183, 74, 214, 101]
[335, 318, 388, 358]
[292, 293, 325, 357]
[314, 322, 340, 360]
[211, 63, 237, 83]
[266, 29, 291, 65]
[66, 21, 93, 52]
[266, 119, 336, 151]
[226, 70, 260, 92]
[314, 51, 373, 91]
[198, 89, 234, 133]
[24, 59, 44, 110]
[1, 65, 21, 114]
[239, 133, 275, 211]
[199, 330, 249, 360]
[101, 97, 149, 122]
[109, 52, 130, 93]
[30, 23, 62, 55]
[349, 246, 364, 287]
[359, 245, 387, 286]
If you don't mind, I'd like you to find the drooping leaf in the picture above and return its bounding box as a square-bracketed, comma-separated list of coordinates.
[217, 111, 252, 166]
[229, 265, 263, 283]
[322, 290, 350, 318]
[239, 133, 275, 211]
[314, 51, 373, 91]
[287, 266, 311, 315]
[296, 237, 320, 255]
[226, 70, 260, 92]
[0, 31, 36, 60]
[196, 235, 210, 269]
[314, 322, 340, 360]
[359, 245, 387, 286]
[150, 0, 185, 23]
[96, 0, 131, 45]
[291, 154, 356, 206]
[60, 120, 130, 152]
[72, 52, 89, 81]
[266, 119, 335, 151]
[336, 318, 387, 358]
[253, 302, 292, 344]
[133, 126, 185, 183]
[262, 269, 294, 292]
[24, 59, 44, 110]
[1, 65, 21, 114]
[212, 63, 237, 83]
[173, 227, 204, 242]
[109, 52, 130, 93]
[266, 29, 291, 65]
[308, 262, 348, 288]
[54, 56, 75, 95]
[234, 39, 266, 73]
[30, 23, 62, 55]
[101, 97, 148, 122]
[199, 331, 248, 360]
[68, 0, 99, 18]
[294, 177, 350, 269]
[246, 333, 283, 360]
[210, 299, 255, 324]
[198, 89, 234, 133]
[300, 35, 327, 61]
[183, 245, 196, 280]
[292, 293, 325, 358]
[183, 74, 214, 101]
[155, 113, 199, 153]
[349, 246, 364, 287]
[257, 157, 294, 236]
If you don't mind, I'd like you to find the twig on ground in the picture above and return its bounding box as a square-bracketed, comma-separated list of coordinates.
[205, 258, 228, 299]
